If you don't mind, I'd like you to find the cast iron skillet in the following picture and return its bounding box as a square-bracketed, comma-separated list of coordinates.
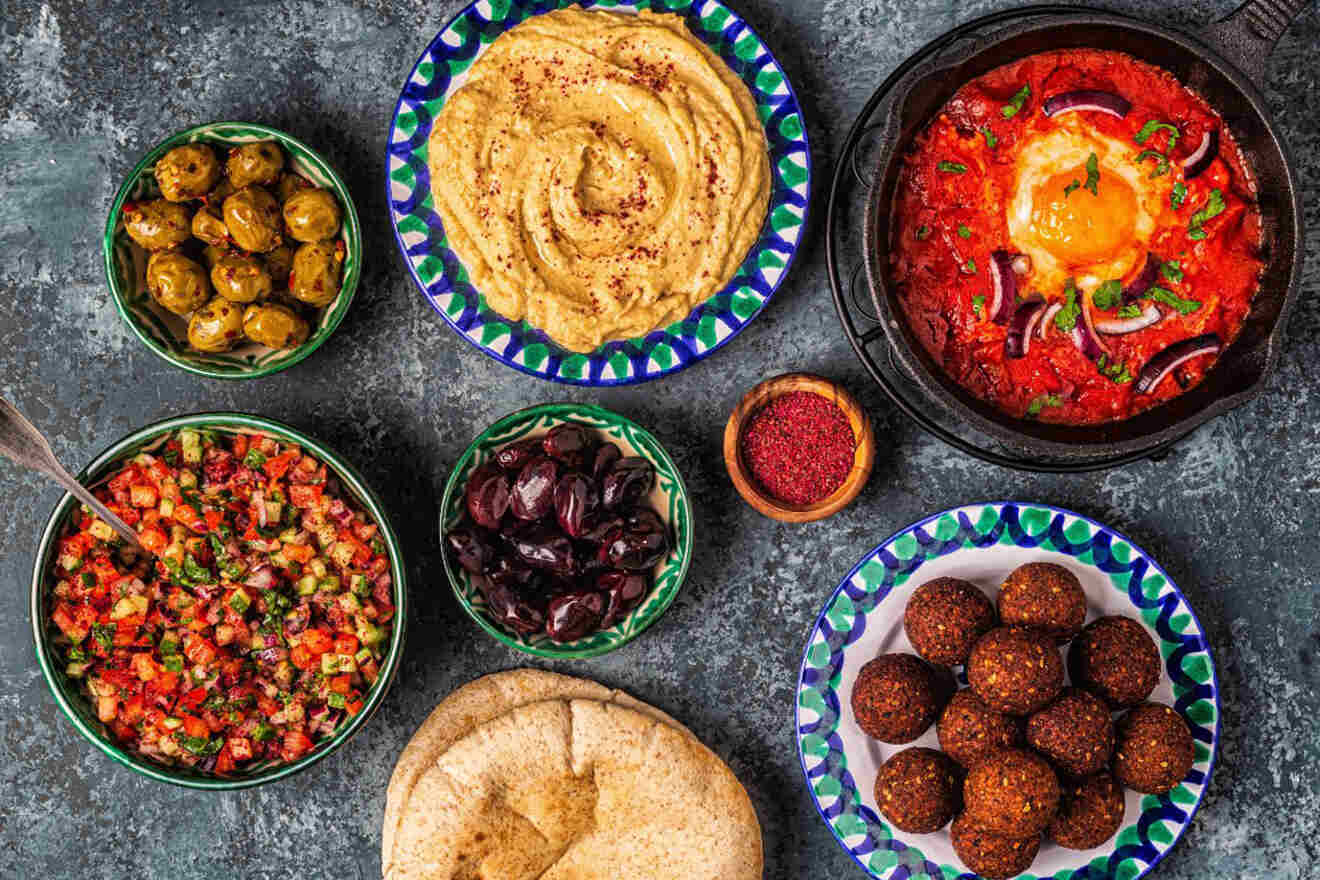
[860, 0, 1306, 462]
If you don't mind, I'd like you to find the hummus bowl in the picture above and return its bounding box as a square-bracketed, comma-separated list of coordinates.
[387, 0, 811, 385]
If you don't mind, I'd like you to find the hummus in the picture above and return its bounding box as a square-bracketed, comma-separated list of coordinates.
[428, 6, 771, 352]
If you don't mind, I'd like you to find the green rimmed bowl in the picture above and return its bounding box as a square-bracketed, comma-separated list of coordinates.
[440, 403, 693, 658]
[104, 122, 362, 379]
[30, 412, 407, 789]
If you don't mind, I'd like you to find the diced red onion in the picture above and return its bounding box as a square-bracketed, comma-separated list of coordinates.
[245, 564, 275, 591]
[988, 250, 1018, 325]
[1038, 303, 1063, 339]
[1182, 129, 1219, 180]
[1122, 253, 1163, 304]
[1135, 334, 1222, 393]
[1042, 90, 1132, 119]
[256, 646, 288, 665]
[328, 498, 354, 527]
[1095, 303, 1163, 334]
[1005, 296, 1047, 359]
[253, 489, 267, 528]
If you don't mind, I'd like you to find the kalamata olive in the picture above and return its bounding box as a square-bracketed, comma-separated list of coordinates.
[546, 590, 606, 642]
[465, 464, 509, 530]
[477, 576, 546, 636]
[598, 570, 649, 627]
[484, 555, 537, 591]
[510, 456, 558, 520]
[494, 438, 542, 472]
[601, 457, 655, 509]
[579, 515, 625, 545]
[554, 472, 599, 538]
[599, 522, 669, 571]
[446, 523, 497, 574]
[626, 508, 666, 535]
[542, 424, 592, 466]
[507, 524, 575, 575]
[592, 443, 622, 481]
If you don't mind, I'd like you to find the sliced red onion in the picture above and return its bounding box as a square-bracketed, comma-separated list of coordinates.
[1182, 129, 1219, 180]
[1068, 314, 1110, 361]
[988, 250, 1018, 325]
[1005, 295, 1047, 359]
[1042, 90, 1132, 119]
[1095, 303, 1163, 334]
[1080, 295, 1112, 358]
[1038, 303, 1063, 339]
[1011, 254, 1032, 276]
[1135, 334, 1222, 393]
[253, 489, 267, 528]
[1122, 253, 1163, 304]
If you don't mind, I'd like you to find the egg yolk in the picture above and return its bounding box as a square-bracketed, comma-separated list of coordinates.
[1032, 165, 1137, 266]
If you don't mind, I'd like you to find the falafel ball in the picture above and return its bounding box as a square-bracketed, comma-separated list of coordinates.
[873, 747, 961, 833]
[1114, 702, 1194, 794]
[997, 562, 1087, 643]
[938, 689, 1023, 769]
[1069, 616, 1160, 708]
[1026, 688, 1115, 778]
[950, 814, 1041, 880]
[1049, 772, 1125, 850]
[963, 747, 1060, 837]
[851, 653, 950, 743]
[967, 626, 1064, 716]
[904, 577, 997, 666]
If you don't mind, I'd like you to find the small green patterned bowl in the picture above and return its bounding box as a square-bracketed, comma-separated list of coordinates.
[30, 413, 407, 789]
[103, 122, 362, 379]
[440, 403, 693, 658]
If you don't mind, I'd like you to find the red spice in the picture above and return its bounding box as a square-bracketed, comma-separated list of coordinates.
[741, 391, 855, 505]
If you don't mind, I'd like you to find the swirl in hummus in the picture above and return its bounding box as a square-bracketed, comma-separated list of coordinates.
[428, 6, 771, 353]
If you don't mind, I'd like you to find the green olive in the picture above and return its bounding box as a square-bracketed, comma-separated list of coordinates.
[201, 244, 230, 270]
[290, 241, 344, 307]
[210, 253, 272, 304]
[264, 245, 294, 285]
[222, 186, 282, 253]
[187, 297, 245, 352]
[123, 199, 192, 251]
[205, 178, 235, 208]
[146, 251, 210, 315]
[242, 303, 310, 349]
[191, 204, 229, 247]
[226, 141, 284, 189]
[154, 144, 221, 202]
[283, 188, 342, 243]
[276, 172, 312, 203]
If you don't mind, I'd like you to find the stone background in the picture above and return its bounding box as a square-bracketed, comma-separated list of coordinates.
[1, 0, 1316, 877]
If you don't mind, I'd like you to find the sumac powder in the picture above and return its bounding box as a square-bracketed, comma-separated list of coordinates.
[741, 390, 855, 505]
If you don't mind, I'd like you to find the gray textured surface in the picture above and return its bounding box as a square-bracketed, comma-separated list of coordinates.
[1, 0, 1317, 877]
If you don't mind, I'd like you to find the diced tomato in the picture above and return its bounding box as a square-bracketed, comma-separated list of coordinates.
[345, 698, 364, 717]
[139, 527, 169, 555]
[281, 729, 314, 762]
[257, 694, 281, 718]
[132, 652, 158, 681]
[227, 736, 253, 762]
[204, 509, 225, 532]
[52, 603, 89, 642]
[290, 644, 314, 670]
[179, 687, 208, 710]
[101, 668, 138, 692]
[108, 466, 141, 493]
[215, 745, 237, 774]
[180, 714, 209, 739]
[288, 484, 323, 508]
[263, 452, 295, 481]
[329, 674, 352, 695]
[147, 459, 172, 484]
[202, 710, 225, 734]
[97, 695, 118, 722]
[332, 634, 358, 656]
[114, 620, 139, 646]
[174, 504, 206, 532]
[110, 720, 138, 743]
[129, 484, 158, 508]
[183, 636, 218, 666]
[282, 543, 315, 564]
[301, 629, 334, 655]
[119, 694, 146, 724]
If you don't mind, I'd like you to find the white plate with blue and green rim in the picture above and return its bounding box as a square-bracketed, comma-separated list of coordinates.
[385, 0, 811, 385]
[796, 502, 1219, 880]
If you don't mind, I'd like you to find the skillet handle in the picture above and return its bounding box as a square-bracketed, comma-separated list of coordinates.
[1202, 0, 1310, 83]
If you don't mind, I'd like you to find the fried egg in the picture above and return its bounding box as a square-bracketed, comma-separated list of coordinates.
[1007, 123, 1171, 298]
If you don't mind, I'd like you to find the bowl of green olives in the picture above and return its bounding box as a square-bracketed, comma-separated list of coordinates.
[104, 122, 361, 379]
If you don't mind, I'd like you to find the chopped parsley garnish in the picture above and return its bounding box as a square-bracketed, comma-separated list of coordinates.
[1135, 149, 1170, 178]
[1171, 181, 1188, 210]
[1115, 303, 1143, 319]
[91, 623, 115, 652]
[1063, 180, 1080, 198]
[162, 449, 179, 466]
[80, 571, 95, 587]
[1149, 286, 1203, 315]
[964, 258, 977, 274]
[1161, 260, 1184, 283]
[1001, 84, 1031, 119]
[915, 225, 931, 240]
[937, 160, 968, 174]
[183, 553, 213, 584]
[1188, 188, 1226, 240]
[1055, 280, 1081, 332]
[980, 127, 998, 148]
[957, 224, 972, 239]
[1083, 152, 1100, 196]
[971, 294, 986, 318]
[1027, 394, 1063, 417]
[1096, 354, 1135, 384]
[242, 449, 267, 469]
[1134, 120, 1181, 151]
[1091, 280, 1124, 311]
[176, 734, 224, 756]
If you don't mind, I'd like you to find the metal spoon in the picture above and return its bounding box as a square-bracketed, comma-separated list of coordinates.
[0, 397, 147, 555]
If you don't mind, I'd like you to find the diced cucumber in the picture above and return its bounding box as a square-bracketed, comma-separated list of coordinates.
[158, 497, 175, 518]
[66, 661, 89, 678]
[110, 597, 137, 620]
[329, 541, 355, 568]
[349, 573, 369, 597]
[318, 575, 341, 593]
[297, 574, 319, 595]
[354, 647, 372, 666]
[337, 592, 361, 614]
[309, 558, 328, 579]
[228, 589, 251, 613]
[88, 520, 116, 542]
[326, 692, 346, 709]
[265, 501, 283, 523]
[178, 469, 198, 489]
[161, 716, 183, 731]
[355, 619, 385, 648]
[320, 653, 342, 675]
[179, 430, 202, 465]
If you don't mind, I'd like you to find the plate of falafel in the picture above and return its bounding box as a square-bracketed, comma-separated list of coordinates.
[796, 502, 1218, 880]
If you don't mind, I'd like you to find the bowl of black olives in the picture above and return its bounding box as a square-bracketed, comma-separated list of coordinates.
[103, 121, 361, 379]
[441, 403, 693, 658]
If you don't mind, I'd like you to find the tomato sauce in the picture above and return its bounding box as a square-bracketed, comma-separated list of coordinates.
[891, 49, 1263, 425]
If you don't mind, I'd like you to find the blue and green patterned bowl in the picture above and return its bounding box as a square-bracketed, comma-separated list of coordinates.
[104, 122, 362, 379]
[796, 502, 1219, 880]
[440, 403, 693, 658]
[386, 0, 811, 385]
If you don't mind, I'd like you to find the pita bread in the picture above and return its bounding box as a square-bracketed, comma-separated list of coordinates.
[385, 698, 762, 880]
[382, 669, 695, 874]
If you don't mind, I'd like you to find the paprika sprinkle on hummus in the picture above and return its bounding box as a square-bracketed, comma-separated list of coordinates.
[427, 6, 771, 353]
[740, 391, 855, 505]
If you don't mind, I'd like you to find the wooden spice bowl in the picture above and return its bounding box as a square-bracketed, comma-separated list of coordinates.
[723, 373, 875, 523]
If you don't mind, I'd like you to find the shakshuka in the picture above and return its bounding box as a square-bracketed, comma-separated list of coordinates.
[890, 49, 1263, 425]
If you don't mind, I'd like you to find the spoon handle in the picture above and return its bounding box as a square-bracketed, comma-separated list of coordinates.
[0, 398, 147, 555]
